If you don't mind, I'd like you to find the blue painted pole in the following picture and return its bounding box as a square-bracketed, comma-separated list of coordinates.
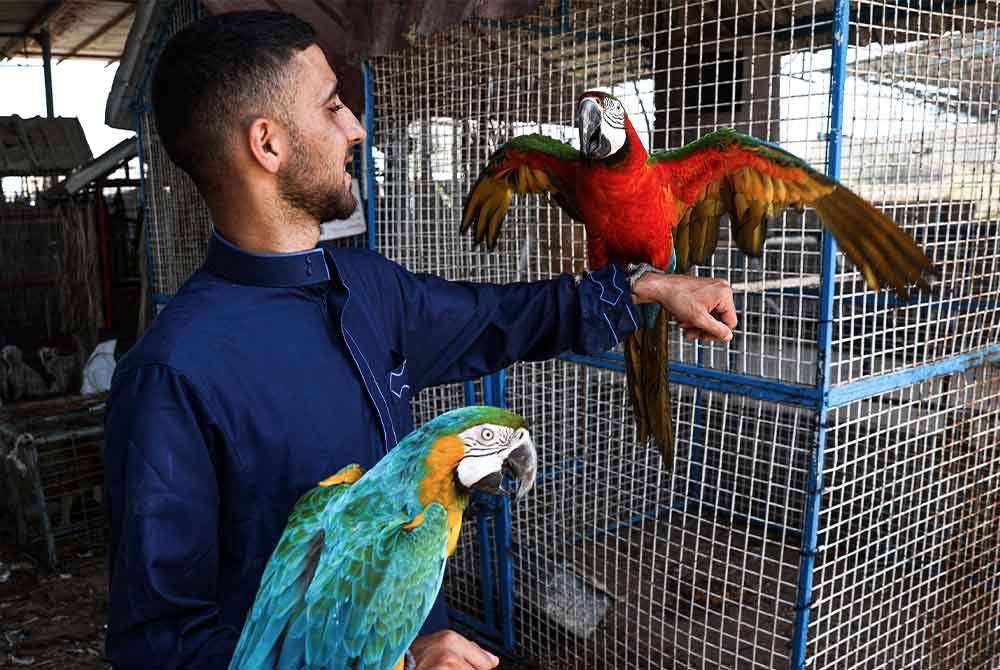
[362, 61, 377, 251]
[476, 508, 496, 630]
[790, 2, 849, 667]
[489, 369, 516, 651]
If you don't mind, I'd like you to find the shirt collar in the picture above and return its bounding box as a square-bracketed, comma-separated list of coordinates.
[204, 229, 332, 287]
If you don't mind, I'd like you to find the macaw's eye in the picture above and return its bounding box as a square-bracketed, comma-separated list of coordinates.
[480, 428, 494, 442]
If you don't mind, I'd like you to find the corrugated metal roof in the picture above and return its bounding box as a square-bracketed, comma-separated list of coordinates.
[0, 115, 93, 176]
[0, 1, 136, 62]
[202, 0, 542, 63]
[198, 0, 544, 116]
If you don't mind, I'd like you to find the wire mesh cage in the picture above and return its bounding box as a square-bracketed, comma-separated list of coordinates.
[0, 394, 107, 568]
[369, 0, 1000, 668]
[126, 0, 1000, 667]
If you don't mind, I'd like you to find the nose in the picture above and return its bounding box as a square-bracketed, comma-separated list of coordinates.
[342, 104, 366, 147]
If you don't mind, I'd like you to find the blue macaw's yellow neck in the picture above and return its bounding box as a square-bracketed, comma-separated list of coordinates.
[411, 435, 469, 556]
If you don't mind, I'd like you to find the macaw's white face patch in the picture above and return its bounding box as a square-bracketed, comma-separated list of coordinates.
[455, 423, 535, 497]
[601, 97, 627, 156]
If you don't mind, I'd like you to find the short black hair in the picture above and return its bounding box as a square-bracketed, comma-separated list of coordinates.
[150, 10, 317, 190]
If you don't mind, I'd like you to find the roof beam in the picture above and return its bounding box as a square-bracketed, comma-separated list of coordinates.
[0, 0, 68, 60]
[57, 4, 136, 64]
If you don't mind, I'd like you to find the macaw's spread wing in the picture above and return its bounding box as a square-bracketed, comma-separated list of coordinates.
[462, 134, 583, 249]
[229, 464, 365, 670]
[650, 128, 935, 298]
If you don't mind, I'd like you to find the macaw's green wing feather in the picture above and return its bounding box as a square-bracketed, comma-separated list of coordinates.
[649, 128, 935, 298]
[290, 503, 451, 670]
[228, 464, 364, 670]
[461, 134, 583, 250]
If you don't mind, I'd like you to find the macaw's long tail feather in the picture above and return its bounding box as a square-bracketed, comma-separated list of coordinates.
[810, 178, 935, 300]
[624, 308, 674, 468]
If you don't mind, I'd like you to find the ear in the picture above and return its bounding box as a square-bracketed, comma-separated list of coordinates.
[246, 117, 287, 175]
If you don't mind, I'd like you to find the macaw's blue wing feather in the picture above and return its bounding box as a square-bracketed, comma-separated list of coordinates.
[295, 502, 451, 670]
[228, 464, 364, 670]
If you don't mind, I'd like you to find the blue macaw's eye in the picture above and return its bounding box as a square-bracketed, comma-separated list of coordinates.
[480, 428, 494, 442]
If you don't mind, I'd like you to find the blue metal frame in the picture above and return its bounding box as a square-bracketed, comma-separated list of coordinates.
[790, 0, 849, 664]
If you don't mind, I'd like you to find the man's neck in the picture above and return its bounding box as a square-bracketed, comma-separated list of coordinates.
[209, 195, 320, 254]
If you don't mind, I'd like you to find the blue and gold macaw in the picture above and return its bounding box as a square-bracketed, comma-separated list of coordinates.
[229, 406, 536, 670]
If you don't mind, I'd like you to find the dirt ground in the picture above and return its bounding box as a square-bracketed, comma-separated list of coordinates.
[0, 532, 107, 669]
[0, 531, 527, 670]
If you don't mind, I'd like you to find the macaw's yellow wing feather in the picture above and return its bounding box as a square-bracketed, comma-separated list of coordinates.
[461, 134, 584, 250]
[650, 129, 936, 297]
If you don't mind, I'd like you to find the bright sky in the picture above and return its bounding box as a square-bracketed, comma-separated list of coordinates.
[1, 56, 134, 192]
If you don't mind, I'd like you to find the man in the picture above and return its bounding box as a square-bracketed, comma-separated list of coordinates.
[104, 10, 737, 669]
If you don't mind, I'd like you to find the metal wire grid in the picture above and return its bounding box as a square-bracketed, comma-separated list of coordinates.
[372, 2, 843, 388]
[137, 1, 213, 300]
[0, 395, 107, 568]
[808, 365, 1000, 669]
[0, 200, 60, 347]
[500, 358, 810, 669]
[371, 1, 1000, 668]
[829, 1, 1000, 387]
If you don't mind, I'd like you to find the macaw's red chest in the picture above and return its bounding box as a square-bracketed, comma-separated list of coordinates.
[576, 163, 679, 270]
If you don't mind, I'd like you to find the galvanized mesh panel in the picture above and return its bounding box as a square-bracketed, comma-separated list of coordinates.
[0, 198, 60, 347]
[372, 1, 1000, 668]
[810, 365, 1000, 668]
[829, 0, 1000, 387]
[503, 359, 809, 669]
[0, 395, 107, 568]
[135, 1, 212, 298]
[372, 1, 837, 389]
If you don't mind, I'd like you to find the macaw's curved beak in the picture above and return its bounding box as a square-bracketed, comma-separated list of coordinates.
[576, 97, 605, 159]
[470, 428, 537, 502]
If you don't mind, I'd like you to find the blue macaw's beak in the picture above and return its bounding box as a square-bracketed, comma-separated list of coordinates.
[576, 97, 607, 159]
[470, 429, 537, 502]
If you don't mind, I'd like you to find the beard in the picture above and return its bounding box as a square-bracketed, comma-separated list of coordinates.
[278, 124, 357, 224]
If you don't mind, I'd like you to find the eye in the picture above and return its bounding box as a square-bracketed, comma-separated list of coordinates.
[328, 103, 344, 114]
[480, 428, 494, 442]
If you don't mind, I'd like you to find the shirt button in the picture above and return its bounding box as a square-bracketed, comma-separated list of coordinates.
[306, 266, 314, 276]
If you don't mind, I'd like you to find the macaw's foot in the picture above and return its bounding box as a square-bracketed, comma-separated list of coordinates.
[393, 650, 417, 670]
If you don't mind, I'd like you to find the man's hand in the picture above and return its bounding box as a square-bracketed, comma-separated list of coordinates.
[409, 630, 500, 670]
[631, 273, 738, 342]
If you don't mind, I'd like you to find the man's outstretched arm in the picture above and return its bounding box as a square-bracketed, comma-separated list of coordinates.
[104, 364, 238, 669]
[363, 252, 736, 392]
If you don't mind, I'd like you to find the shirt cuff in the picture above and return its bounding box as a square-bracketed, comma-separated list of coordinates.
[574, 263, 640, 354]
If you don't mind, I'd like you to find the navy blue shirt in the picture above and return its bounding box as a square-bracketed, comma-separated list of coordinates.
[104, 231, 638, 669]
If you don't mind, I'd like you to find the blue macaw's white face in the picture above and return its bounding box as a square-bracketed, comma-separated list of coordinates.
[577, 94, 627, 159]
[456, 424, 537, 500]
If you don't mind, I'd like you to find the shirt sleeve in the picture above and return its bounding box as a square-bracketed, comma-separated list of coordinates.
[104, 364, 239, 669]
[376, 257, 639, 391]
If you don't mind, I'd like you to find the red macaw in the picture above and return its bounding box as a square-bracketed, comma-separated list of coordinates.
[461, 90, 935, 465]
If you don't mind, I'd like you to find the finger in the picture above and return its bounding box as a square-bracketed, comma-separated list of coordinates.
[464, 644, 500, 670]
[713, 288, 738, 329]
[691, 309, 733, 342]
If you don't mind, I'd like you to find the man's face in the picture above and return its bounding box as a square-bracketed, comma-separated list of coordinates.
[278, 45, 365, 224]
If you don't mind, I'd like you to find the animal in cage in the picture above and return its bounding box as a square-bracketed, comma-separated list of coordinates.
[230, 406, 536, 670]
[37, 346, 81, 395]
[1, 345, 48, 402]
[461, 90, 935, 464]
